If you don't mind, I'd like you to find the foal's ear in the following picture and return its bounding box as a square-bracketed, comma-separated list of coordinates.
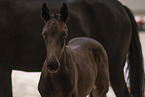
[42, 3, 50, 22]
[60, 3, 68, 22]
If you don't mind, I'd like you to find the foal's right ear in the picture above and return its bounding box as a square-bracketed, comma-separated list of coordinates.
[42, 3, 50, 22]
[60, 3, 68, 22]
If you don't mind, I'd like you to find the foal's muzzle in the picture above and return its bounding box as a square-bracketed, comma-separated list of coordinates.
[47, 59, 60, 73]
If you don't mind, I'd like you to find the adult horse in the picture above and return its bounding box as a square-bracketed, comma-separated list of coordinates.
[0, 0, 144, 97]
[38, 4, 109, 97]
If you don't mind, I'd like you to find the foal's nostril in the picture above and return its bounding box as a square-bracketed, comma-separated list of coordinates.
[47, 62, 59, 72]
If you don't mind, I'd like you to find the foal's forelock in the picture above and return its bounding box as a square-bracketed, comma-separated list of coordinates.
[44, 19, 66, 33]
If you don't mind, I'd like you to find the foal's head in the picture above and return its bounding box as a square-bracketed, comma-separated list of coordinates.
[41, 3, 69, 73]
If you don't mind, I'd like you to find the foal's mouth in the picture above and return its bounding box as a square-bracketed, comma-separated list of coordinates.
[47, 62, 59, 73]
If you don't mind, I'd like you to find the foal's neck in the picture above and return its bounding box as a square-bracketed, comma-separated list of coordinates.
[59, 46, 72, 70]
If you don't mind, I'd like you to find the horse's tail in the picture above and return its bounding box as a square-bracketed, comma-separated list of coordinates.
[123, 5, 144, 97]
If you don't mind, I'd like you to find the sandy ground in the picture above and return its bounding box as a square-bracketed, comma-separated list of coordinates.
[12, 32, 145, 97]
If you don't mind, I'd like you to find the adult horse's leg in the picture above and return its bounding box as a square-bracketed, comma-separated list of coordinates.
[109, 59, 131, 97]
[103, 33, 131, 96]
[0, 68, 12, 97]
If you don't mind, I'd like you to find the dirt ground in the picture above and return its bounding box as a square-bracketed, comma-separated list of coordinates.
[12, 32, 145, 97]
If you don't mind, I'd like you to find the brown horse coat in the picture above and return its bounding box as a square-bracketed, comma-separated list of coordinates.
[38, 4, 109, 97]
[0, 0, 144, 97]
[38, 37, 109, 97]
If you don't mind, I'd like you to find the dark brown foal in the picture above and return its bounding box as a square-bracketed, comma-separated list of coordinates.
[38, 3, 109, 97]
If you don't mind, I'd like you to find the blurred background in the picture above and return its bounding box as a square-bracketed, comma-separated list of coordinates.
[12, 0, 145, 97]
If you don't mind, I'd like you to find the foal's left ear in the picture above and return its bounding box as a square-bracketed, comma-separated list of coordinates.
[42, 3, 50, 22]
[60, 3, 68, 22]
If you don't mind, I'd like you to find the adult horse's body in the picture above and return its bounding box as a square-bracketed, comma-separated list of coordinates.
[38, 4, 109, 97]
[0, 0, 144, 97]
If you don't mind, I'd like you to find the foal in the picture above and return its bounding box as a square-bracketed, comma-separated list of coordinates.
[38, 3, 109, 97]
